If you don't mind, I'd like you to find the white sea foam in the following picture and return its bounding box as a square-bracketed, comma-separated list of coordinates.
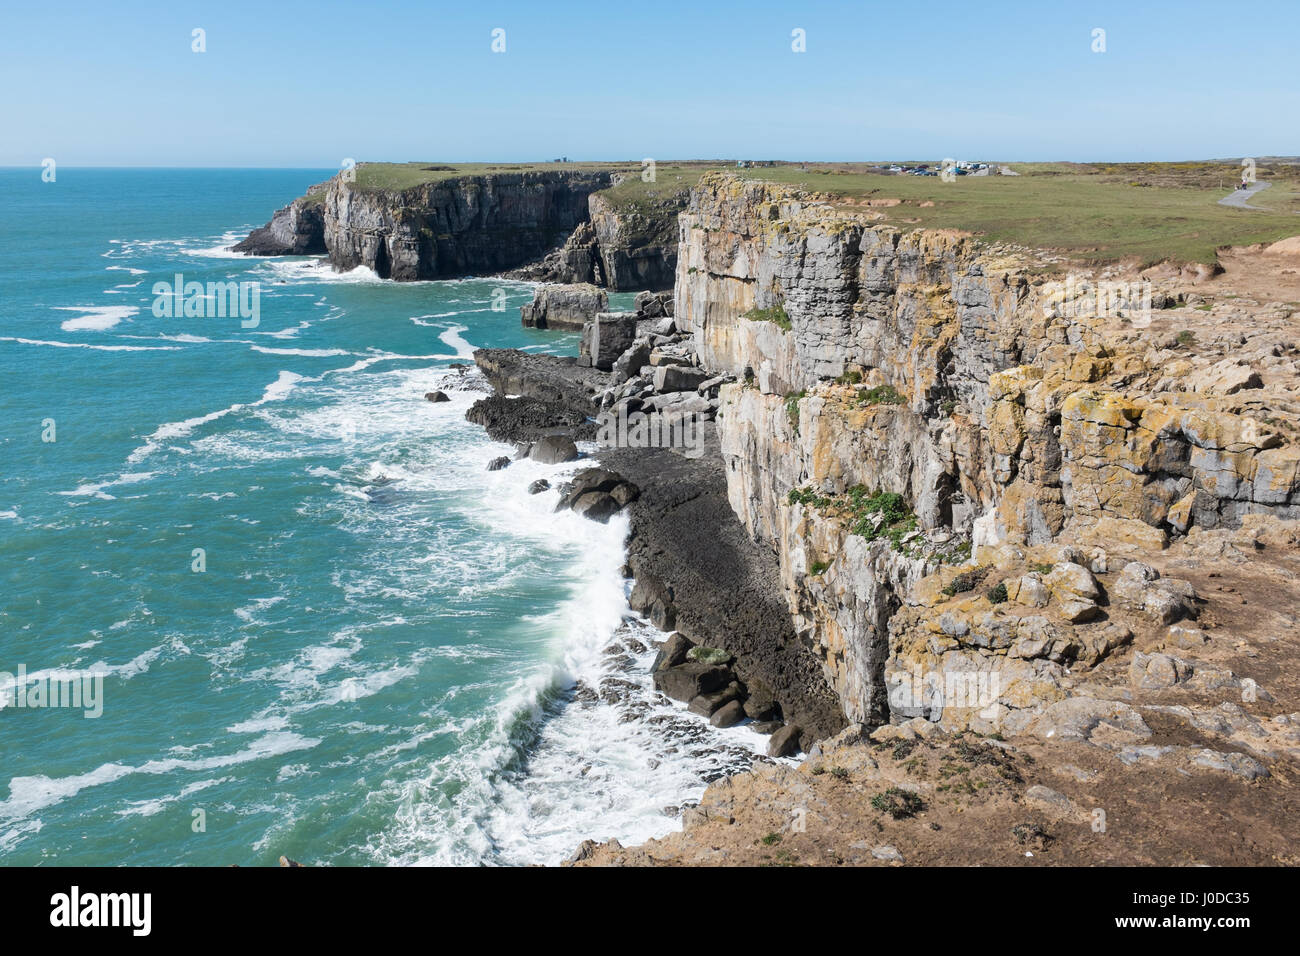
[127, 370, 306, 462]
[0, 336, 179, 353]
[56, 471, 159, 500]
[0, 732, 320, 823]
[250, 346, 352, 357]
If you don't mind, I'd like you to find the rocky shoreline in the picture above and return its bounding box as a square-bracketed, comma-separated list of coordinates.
[241, 168, 1300, 866]
[460, 293, 844, 751]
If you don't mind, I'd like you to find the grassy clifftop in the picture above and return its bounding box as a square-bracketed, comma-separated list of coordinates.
[339, 159, 1300, 267]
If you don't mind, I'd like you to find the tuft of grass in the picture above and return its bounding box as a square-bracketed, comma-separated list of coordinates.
[785, 390, 807, 431]
[986, 581, 1009, 604]
[857, 384, 906, 407]
[1029, 562, 1054, 575]
[871, 787, 926, 820]
[809, 559, 830, 576]
[836, 369, 864, 385]
[760, 832, 782, 846]
[788, 485, 920, 553]
[1175, 329, 1197, 347]
[943, 566, 990, 597]
[744, 304, 792, 331]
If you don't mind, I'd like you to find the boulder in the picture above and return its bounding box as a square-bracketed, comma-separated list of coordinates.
[424, 390, 451, 403]
[529, 435, 580, 464]
[1113, 562, 1198, 623]
[527, 479, 550, 495]
[688, 681, 743, 716]
[1044, 562, 1101, 623]
[520, 283, 607, 331]
[653, 663, 733, 703]
[579, 311, 639, 371]
[742, 685, 781, 722]
[1130, 652, 1195, 689]
[634, 290, 674, 319]
[652, 633, 694, 671]
[487, 456, 511, 471]
[611, 340, 653, 383]
[570, 491, 623, 523]
[767, 724, 803, 758]
[1023, 784, 1075, 816]
[1024, 698, 1151, 745]
[710, 699, 746, 728]
[653, 365, 711, 393]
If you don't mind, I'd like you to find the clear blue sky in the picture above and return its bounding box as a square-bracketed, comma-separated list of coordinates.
[3, 0, 1296, 166]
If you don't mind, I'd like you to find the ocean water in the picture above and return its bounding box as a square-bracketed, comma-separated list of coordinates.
[0, 168, 766, 866]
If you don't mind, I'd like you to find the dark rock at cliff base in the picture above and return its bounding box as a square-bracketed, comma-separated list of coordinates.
[601, 430, 846, 747]
[749, 720, 783, 736]
[557, 468, 639, 507]
[551, 468, 641, 524]
[652, 633, 694, 672]
[424, 390, 450, 403]
[473, 348, 610, 416]
[710, 700, 747, 728]
[528, 479, 551, 495]
[742, 683, 782, 722]
[234, 191, 328, 256]
[653, 663, 733, 703]
[767, 724, 803, 758]
[569, 491, 623, 523]
[529, 435, 580, 464]
[688, 681, 743, 717]
[466, 395, 595, 443]
[487, 456, 511, 472]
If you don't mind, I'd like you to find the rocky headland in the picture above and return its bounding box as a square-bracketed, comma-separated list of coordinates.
[453, 171, 1300, 866]
[235, 164, 684, 288]
[267, 163, 1300, 865]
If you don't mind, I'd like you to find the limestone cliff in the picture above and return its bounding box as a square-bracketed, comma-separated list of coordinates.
[677, 172, 1300, 729]
[233, 183, 329, 256]
[323, 170, 611, 280]
[238, 166, 682, 288]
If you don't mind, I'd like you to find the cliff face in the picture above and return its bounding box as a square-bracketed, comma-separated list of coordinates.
[323, 170, 612, 280]
[238, 168, 682, 288]
[510, 192, 681, 290]
[233, 187, 328, 256]
[678, 173, 1300, 727]
[588, 193, 678, 291]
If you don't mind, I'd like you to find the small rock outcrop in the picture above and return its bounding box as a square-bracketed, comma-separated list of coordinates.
[520, 283, 608, 331]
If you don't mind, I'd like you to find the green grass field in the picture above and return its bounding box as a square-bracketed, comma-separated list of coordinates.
[348, 159, 1300, 267]
[745, 161, 1300, 266]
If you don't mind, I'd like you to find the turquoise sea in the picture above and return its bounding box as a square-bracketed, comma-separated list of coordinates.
[0, 168, 763, 866]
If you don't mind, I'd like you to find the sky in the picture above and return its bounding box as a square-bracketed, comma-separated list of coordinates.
[2, 0, 1297, 166]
